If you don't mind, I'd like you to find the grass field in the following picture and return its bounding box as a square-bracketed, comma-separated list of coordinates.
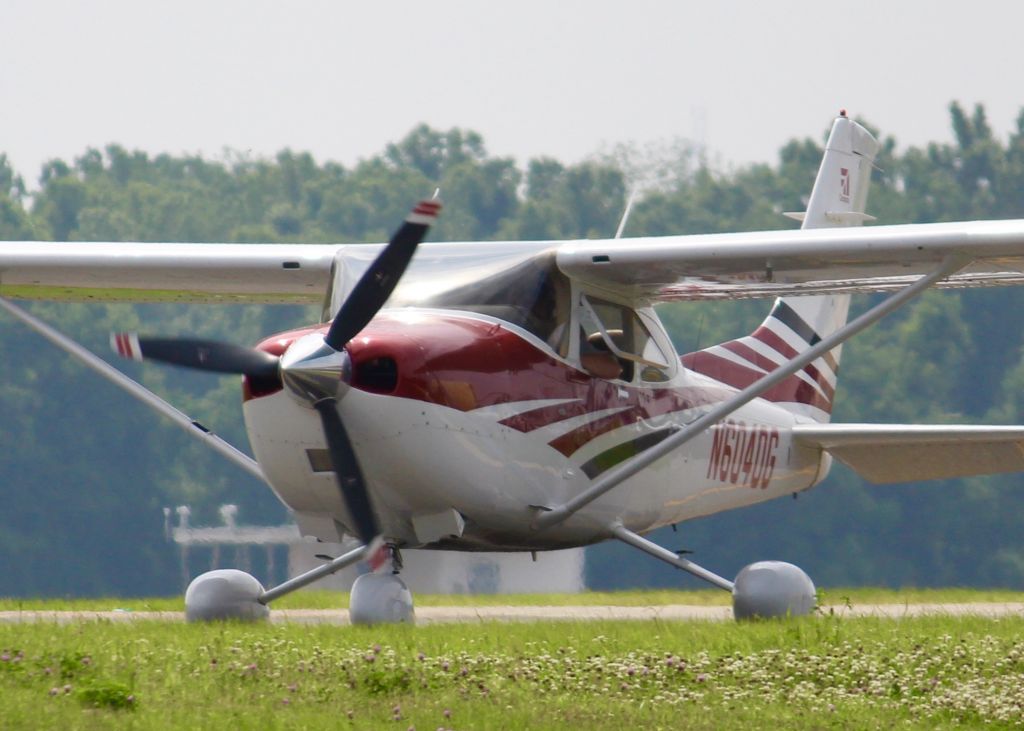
[3, 586, 1023, 612]
[1, 591, 1024, 729]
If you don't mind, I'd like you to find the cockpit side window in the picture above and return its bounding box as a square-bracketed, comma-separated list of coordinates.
[578, 295, 670, 382]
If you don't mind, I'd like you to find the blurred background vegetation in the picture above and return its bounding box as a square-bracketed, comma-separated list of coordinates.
[3, 102, 1024, 596]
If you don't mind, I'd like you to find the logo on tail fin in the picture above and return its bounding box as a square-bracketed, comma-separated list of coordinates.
[839, 167, 850, 203]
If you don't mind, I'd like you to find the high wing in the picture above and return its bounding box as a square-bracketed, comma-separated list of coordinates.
[0, 242, 339, 303]
[0, 240, 557, 305]
[793, 424, 1024, 484]
[6, 220, 1024, 305]
[555, 219, 1024, 301]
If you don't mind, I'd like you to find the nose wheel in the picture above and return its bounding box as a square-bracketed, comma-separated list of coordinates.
[350, 544, 415, 625]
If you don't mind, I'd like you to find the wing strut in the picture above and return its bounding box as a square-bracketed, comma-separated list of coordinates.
[0, 298, 267, 483]
[533, 254, 969, 530]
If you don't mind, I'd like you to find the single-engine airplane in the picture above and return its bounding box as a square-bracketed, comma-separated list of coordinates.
[5, 112, 1024, 622]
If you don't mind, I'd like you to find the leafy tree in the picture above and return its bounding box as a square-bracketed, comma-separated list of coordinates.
[0, 156, 32, 239]
[501, 159, 625, 239]
[385, 125, 487, 181]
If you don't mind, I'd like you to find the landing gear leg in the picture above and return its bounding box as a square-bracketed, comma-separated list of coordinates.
[610, 523, 816, 620]
[390, 546, 404, 574]
[349, 544, 415, 625]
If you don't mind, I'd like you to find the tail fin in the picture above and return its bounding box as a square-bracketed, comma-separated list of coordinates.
[683, 113, 880, 421]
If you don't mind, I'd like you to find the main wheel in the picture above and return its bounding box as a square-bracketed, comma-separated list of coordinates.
[349, 572, 415, 625]
[184, 569, 270, 622]
[732, 561, 815, 620]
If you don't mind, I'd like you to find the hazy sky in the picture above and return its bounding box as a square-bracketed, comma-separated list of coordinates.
[3, 1, 1023, 185]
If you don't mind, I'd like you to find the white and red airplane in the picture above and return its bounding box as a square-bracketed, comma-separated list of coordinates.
[4, 113, 1024, 622]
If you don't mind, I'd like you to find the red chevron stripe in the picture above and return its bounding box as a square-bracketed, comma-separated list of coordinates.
[752, 327, 837, 391]
[753, 321, 839, 376]
[724, 338, 835, 402]
[548, 409, 639, 456]
[761, 319, 841, 375]
[547, 387, 727, 457]
[752, 325, 799, 360]
[498, 401, 592, 433]
[721, 340, 779, 373]
[681, 351, 832, 413]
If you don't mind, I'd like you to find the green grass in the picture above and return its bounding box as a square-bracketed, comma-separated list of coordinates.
[2, 586, 1023, 612]
[2, 615, 1024, 729]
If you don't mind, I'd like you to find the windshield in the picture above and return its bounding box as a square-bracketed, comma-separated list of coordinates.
[421, 252, 571, 354]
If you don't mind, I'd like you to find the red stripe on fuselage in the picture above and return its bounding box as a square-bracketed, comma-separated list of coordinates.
[750, 328, 836, 395]
[498, 401, 592, 432]
[246, 313, 800, 459]
[755, 324, 840, 376]
[681, 350, 832, 413]
[751, 325, 800, 360]
[720, 339, 780, 373]
[547, 387, 726, 457]
[723, 338, 835, 402]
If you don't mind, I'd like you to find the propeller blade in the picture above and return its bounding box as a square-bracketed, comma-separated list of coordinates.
[111, 333, 280, 381]
[324, 198, 442, 349]
[313, 399, 379, 544]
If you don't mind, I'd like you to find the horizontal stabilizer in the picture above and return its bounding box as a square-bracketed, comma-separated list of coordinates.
[793, 424, 1024, 484]
[783, 212, 877, 224]
[825, 211, 877, 224]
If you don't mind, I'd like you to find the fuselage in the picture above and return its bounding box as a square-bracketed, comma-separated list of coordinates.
[241, 307, 828, 551]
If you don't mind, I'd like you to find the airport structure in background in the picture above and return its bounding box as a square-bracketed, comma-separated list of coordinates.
[166, 505, 585, 595]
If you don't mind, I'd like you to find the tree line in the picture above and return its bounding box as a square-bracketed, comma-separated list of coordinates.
[2, 102, 1024, 595]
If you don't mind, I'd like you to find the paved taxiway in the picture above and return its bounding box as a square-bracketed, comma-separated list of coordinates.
[2, 603, 1023, 624]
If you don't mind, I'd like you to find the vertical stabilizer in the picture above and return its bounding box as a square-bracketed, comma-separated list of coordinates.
[683, 113, 879, 422]
[797, 111, 879, 229]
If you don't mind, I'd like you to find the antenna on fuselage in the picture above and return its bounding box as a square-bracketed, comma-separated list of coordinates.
[614, 188, 638, 239]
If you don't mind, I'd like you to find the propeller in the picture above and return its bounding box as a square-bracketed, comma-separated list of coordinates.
[314, 400, 376, 541]
[110, 333, 281, 386]
[111, 197, 442, 545]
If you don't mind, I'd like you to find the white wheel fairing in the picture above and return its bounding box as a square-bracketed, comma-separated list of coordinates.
[732, 561, 816, 619]
[184, 569, 269, 622]
[349, 573, 414, 625]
